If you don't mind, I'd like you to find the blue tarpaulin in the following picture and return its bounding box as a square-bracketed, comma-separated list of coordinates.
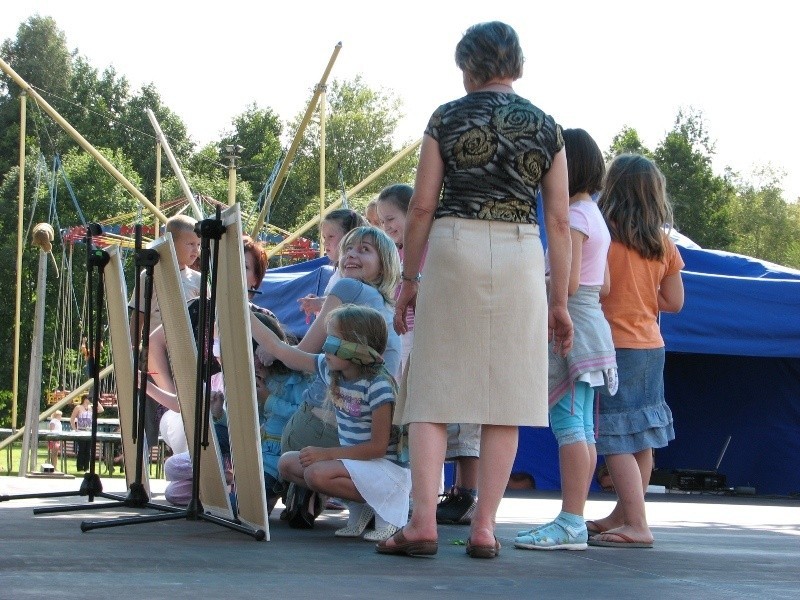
[256, 235, 800, 496]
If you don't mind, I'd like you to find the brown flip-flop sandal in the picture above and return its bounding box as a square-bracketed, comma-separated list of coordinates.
[588, 532, 653, 548]
[585, 520, 605, 535]
[375, 527, 438, 557]
[466, 536, 501, 558]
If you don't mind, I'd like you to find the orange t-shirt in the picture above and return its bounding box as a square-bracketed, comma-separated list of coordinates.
[601, 237, 684, 349]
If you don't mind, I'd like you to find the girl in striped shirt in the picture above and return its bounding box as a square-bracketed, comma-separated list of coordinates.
[250, 304, 410, 541]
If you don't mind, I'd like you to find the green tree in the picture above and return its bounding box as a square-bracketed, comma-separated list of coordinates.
[273, 77, 418, 233]
[728, 167, 800, 267]
[606, 126, 651, 160]
[219, 103, 283, 198]
[0, 15, 72, 180]
[653, 109, 734, 249]
[122, 83, 192, 199]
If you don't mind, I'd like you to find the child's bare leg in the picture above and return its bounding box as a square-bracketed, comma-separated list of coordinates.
[593, 450, 654, 543]
[277, 451, 306, 486]
[303, 460, 363, 502]
[560, 441, 592, 516]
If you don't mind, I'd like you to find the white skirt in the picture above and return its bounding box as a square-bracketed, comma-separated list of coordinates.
[341, 458, 411, 527]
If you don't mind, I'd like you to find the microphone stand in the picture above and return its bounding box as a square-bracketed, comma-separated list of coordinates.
[77, 224, 183, 529]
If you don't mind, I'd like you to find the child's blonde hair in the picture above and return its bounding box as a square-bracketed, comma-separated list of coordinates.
[339, 226, 400, 304]
[165, 214, 198, 236]
[599, 154, 674, 261]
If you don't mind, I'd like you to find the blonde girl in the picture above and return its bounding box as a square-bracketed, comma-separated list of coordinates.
[299, 209, 366, 319]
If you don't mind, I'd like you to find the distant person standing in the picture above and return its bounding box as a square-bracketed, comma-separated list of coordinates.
[48, 410, 63, 467]
[70, 394, 103, 472]
[378, 21, 573, 559]
[587, 154, 684, 549]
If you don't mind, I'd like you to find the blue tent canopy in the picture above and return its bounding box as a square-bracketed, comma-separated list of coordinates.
[256, 233, 800, 496]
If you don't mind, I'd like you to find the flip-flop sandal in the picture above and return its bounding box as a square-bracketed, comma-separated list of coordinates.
[466, 536, 501, 558]
[588, 532, 653, 548]
[375, 527, 438, 557]
[585, 520, 605, 535]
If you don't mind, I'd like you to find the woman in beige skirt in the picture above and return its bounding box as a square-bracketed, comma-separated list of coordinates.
[376, 21, 574, 558]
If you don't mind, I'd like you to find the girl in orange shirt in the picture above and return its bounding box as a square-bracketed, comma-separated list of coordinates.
[588, 154, 684, 548]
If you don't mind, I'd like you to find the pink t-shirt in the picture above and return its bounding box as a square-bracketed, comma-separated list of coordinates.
[570, 199, 610, 286]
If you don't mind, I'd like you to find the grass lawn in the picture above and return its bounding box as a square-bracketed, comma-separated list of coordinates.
[1, 441, 160, 479]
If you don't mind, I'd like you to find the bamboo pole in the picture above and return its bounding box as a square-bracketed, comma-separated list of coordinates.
[155, 141, 162, 238]
[0, 57, 167, 224]
[267, 138, 422, 258]
[11, 92, 26, 432]
[250, 43, 342, 237]
[319, 87, 326, 257]
[0, 365, 115, 453]
[146, 108, 203, 220]
[18, 250, 48, 476]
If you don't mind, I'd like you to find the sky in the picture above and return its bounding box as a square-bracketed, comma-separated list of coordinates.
[2, 1, 798, 201]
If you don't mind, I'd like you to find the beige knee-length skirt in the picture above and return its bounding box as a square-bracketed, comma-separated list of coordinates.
[397, 217, 549, 427]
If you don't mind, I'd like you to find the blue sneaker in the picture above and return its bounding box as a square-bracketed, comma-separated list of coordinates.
[514, 520, 588, 551]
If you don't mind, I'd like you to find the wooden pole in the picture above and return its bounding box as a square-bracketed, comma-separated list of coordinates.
[319, 86, 326, 257]
[267, 138, 422, 258]
[11, 92, 26, 432]
[226, 145, 241, 207]
[146, 109, 203, 220]
[0, 57, 167, 224]
[250, 42, 342, 238]
[155, 141, 162, 238]
[18, 250, 48, 476]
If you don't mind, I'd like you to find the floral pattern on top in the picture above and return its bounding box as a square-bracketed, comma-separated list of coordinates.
[425, 92, 563, 224]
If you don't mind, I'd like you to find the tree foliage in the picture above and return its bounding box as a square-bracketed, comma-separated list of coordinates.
[652, 109, 735, 249]
[273, 76, 418, 232]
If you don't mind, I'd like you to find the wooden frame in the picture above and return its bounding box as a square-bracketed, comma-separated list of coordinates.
[217, 205, 269, 536]
[151, 234, 233, 519]
[103, 247, 150, 495]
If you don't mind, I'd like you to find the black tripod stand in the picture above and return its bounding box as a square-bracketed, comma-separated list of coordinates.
[82, 210, 264, 539]
[0, 224, 127, 510]
[71, 225, 184, 527]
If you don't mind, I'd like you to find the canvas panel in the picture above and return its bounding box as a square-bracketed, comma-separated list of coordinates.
[151, 234, 233, 518]
[103, 247, 150, 495]
[217, 205, 269, 536]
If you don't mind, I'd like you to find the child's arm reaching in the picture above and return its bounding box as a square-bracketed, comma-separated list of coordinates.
[249, 311, 317, 374]
[298, 402, 393, 466]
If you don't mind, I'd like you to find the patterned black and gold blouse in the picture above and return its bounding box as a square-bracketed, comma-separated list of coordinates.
[425, 91, 563, 224]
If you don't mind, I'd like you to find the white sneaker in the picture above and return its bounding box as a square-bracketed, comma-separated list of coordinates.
[363, 524, 399, 542]
[334, 505, 375, 537]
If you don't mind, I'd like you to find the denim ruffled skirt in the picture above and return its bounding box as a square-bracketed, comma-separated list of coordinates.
[595, 347, 675, 455]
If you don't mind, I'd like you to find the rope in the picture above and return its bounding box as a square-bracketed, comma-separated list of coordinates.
[54, 154, 87, 226]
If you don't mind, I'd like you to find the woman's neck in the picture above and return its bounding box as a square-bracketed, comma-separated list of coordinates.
[474, 79, 515, 93]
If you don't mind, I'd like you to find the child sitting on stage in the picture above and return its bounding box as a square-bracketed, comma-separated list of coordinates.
[251, 304, 410, 541]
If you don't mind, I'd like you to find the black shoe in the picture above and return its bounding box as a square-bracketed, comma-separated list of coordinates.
[282, 483, 323, 529]
[436, 487, 477, 524]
